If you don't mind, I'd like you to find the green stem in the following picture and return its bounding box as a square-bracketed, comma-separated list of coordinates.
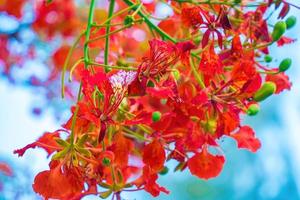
[123, 0, 202, 79]
[104, 0, 116, 72]
[61, 32, 85, 98]
[70, 0, 97, 145]
[84, 0, 96, 66]
[87, 26, 128, 44]
[88, 61, 138, 71]
[190, 57, 206, 89]
[123, 0, 176, 43]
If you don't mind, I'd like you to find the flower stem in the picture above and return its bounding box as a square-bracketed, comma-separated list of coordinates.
[61, 31, 85, 98]
[84, 0, 96, 66]
[104, 0, 116, 72]
[70, 0, 97, 145]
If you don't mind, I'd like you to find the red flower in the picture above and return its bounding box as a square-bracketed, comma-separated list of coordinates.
[277, 36, 297, 47]
[14, 131, 61, 157]
[230, 126, 261, 152]
[143, 139, 166, 172]
[32, 161, 84, 199]
[266, 73, 292, 94]
[199, 44, 223, 78]
[187, 148, 225, 180]
[136, 166, 169, 197]
[181, 7, 203, 29]
[0, 162, 12, 176]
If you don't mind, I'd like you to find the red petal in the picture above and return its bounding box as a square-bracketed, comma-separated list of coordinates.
[278, 3, 290, 19]
[202, 30, 210, 48]
[32, 167, 83, 199]
[143, 140, 166, 172]
[0, 162, 12, 176]
[14, 131, 61, 157]
[266, 73, 292, 94]
[187, 149, 225, 179]
[231, 126, 261, 152]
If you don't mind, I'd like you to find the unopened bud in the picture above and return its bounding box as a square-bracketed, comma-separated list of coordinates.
[152, 111, 161, 122]
[285, 16, 297, 29]
[264, 55, 273, 63]
[247, 104, 260, 116]
[102, 157, 111, 166]
[253, 82, 276, 102]
[279, 58, 292, 72]
[159, 166, 169, 175]
[272, 21, 286, 41]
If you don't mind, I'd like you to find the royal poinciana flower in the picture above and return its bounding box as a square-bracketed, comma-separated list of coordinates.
[129, 39, 195, 95]
[182, 6, 231, 48]
[10, 0, 298, 199]
[66, 69, 136, 142]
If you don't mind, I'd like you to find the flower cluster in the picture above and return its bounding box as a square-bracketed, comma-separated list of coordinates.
[11, 0, 297, 199]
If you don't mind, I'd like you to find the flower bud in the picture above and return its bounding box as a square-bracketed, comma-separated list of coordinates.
[152, 111, 161, 122]
[102, 157, 111, 166]
[279, 58, 292, 72]
[147, 80, 155, 87]
[253, 82, 276, 102]
[202, 119, 217, 134]
[247, 104, 260, 116]
[285, 16, 297, 29]
[124, 15, 134, 27]
[172, 69, 180, 80]
[159, 166, 169, 175]
[272, 21, 286, 41]
[264, 55, 273, 63]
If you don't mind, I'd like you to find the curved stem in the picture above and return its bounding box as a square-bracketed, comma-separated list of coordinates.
[61, 32, 85, 98]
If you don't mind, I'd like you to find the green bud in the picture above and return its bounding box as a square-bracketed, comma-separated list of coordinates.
[152, 111, 162, 122]
[253, 82, 276, 102]
[102, 157, 111, 166]
[124, 15, 135, 27]
[272, 21, 286, 41]
[264, 55, 273, 63]
[285, 16, 297, 29]
[172, 69, 180, 80]
[159, 166, 169, 175]
[279, 58, 292, 72]
[247, 104, 260, 116]
[202, 119, 217, 134]
[193, 35, 201, 46]
[147, 80, 155, 87]
[160, 99, 167, 105]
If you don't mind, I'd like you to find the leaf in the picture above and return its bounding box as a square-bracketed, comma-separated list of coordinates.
[51, 147, 70, 160]
[187, 149, 225, 180]
[231, 126, 261, 152]
[99, 190, 112, 199]
[55, 138, 70, 147]
[143, 140, 166, 172]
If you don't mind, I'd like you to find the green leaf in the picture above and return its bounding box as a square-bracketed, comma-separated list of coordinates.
[55, 138, 70, 147]
[51, 147, 70, 160]
[99, 190, 112, 199]
[76, 134, 89, 147]
[75, 147, 92, 157]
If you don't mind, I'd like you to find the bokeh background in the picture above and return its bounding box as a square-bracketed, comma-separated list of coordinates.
[0, 1, 300, 200]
